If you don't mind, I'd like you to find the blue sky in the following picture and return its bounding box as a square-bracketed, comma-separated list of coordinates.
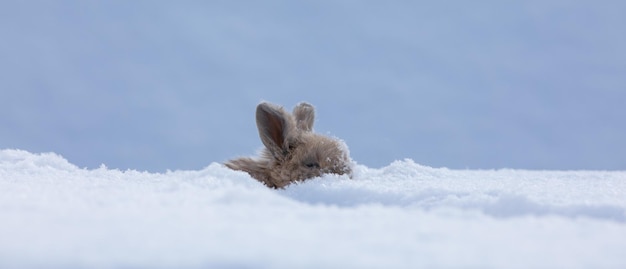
[1, 1, 625, 171]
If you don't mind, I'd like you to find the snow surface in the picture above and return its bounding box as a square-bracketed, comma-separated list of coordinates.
[1, 149, 626, 268]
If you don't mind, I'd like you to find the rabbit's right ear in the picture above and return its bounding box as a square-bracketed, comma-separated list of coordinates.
[256, 102, 293, 159]
[293, 102, 315, 131]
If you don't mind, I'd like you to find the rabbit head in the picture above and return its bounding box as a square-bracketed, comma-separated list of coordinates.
[225, 102, 352, 188]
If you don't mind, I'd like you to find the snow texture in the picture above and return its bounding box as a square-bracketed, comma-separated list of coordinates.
[1, 149, 625, 268]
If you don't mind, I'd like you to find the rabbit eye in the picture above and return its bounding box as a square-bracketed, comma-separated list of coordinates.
[304, 161, 320, 169]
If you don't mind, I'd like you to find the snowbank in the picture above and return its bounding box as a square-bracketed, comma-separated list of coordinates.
[1, 149, 625, 268]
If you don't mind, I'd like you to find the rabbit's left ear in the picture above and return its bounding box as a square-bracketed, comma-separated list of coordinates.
[293, 102, 315, 131]
[256, 102, 293, 158]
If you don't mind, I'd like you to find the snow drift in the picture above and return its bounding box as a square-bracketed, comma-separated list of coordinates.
[1, 149, 625, 268]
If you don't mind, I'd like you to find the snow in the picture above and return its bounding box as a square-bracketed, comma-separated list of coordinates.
[1, 149, 625, 268]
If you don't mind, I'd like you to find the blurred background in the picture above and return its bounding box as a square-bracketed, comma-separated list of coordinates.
[1, 1, 625, 171]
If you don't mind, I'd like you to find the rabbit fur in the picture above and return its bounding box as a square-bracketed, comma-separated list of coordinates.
[225, 102, 352, 188]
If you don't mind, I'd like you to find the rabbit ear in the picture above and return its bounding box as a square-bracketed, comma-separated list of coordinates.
[256, 102, 293, 158]
[293, 102, 315, 131]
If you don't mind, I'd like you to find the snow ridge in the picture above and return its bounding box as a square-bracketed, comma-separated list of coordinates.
[1, 149, 626, 268]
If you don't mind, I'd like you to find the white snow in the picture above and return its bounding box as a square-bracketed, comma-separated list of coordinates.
[1, 149, 625, 268]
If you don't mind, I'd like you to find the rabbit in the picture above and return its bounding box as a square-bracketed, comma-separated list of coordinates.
[225, 102, 352, 188]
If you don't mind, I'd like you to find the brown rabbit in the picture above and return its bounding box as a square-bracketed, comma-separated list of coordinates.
[225, 102, 352, 188]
